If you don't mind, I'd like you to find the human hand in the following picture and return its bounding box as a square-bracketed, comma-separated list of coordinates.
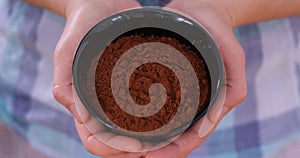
[52, 0, 247, 157]
[140, 0, 247, 157]
[52, 0, 148, 157]
[26, 0, 300, 156]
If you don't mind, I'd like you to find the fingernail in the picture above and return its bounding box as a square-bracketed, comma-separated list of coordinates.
[70, 104, 83, 124]
[198, 106, 229, 138]
[198, 115, 214, 138]
[107, 136, 142, 152]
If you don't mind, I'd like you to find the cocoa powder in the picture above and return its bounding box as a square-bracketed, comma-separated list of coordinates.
[94, 28, 211, 137]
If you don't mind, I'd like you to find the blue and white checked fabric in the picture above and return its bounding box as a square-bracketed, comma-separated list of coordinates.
[0, 0, 300, 158]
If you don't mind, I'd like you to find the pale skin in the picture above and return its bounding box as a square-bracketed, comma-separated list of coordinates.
[25, 0, 300, 157]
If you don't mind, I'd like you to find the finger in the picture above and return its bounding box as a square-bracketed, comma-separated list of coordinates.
[142, 141, 153, 152]
[72, 87, 90, 123]
[199, 32, 246, 137]
[146, 120, 205, 158]
[146, 104, 233, 158]
[75, 119, 126, 156]
[52, 19, 92, 122]
[199, 103, 231, 137]
[198, 83, 226, 137]
[52, 5, 114, 122]
[146, 91, 235, 158]
[104, 152, 146, 158]
[75, 116, 143, 156]
[163, 2, 247, 113]
[105, 135, 143, 152]
[218, 33, 247, 108]
[194, 16, 248, 109]
[161, 2, 247, 157]
[53, 0, 142, 123]
[146, 143, 186, 158]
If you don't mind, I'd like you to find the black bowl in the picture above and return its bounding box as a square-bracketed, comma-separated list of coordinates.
[72, 7, 224, 143]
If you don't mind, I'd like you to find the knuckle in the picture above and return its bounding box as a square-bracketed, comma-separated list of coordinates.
[55, 39, 67, 53]
[84, 143, 99, 156]
[234, 45, 246, 60]
[54, 40, 74, 58]
[85, 146, 95, 155]
[54, 44, 66, 60]
[237, 85, 248, 104]
[53, 43, 75, 66]
[81, 137, 102, 156]
[52, 86, 64, 103]
[54, 43, 62, 55]
[80, 138, 93, 154]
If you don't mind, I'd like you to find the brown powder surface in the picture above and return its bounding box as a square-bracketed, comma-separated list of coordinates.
[95, 33, 211, 136]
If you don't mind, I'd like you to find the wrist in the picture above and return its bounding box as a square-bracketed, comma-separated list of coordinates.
[65, 0, 140, 19]
[169, 0, 235, 28]
[25, 0, 70, 18]
[206, 0, 255, 27]
[201, 0, 300, 27]
[195, 0, 236, 27]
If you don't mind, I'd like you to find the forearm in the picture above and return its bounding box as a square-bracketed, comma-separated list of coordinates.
[208, 0, 300, 27]
[25, 0, 70, 17]
[24, 0, 137, 19]
[26, 0, 300, 27]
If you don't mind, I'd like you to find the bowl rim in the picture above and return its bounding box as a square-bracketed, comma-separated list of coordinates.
[72, 7, 224, 141]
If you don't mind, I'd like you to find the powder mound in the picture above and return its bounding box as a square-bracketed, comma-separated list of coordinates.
[95, 32, 211, 137]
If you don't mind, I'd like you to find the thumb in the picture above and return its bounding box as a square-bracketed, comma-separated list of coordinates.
[52, 13, 94, 123]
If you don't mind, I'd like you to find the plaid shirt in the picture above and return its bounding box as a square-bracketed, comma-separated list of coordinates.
[0, 0, 300, 158]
